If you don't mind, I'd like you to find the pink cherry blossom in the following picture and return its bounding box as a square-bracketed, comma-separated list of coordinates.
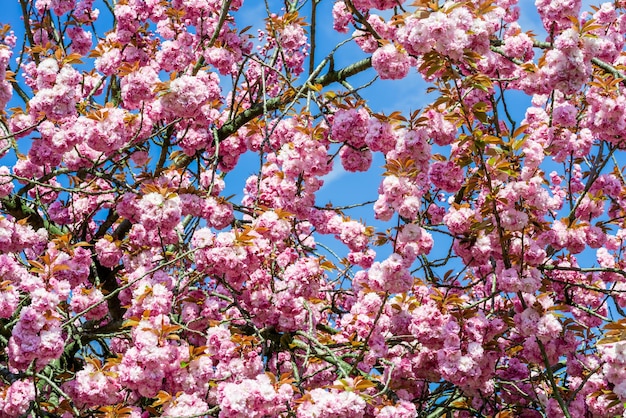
[372, 43, 411, 80]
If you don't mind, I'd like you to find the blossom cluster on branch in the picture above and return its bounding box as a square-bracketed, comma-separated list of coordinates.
[0, 0, 626, 416]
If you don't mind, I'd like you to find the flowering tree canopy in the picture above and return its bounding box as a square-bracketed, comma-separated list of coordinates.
[1, 0, 626, 416]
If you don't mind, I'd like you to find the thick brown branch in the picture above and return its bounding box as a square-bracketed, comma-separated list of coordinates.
[179, 57, 372, 168]
[216, 57, 372, 142]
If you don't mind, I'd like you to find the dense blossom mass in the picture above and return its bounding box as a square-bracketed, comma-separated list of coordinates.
[1, 0, 626, 416]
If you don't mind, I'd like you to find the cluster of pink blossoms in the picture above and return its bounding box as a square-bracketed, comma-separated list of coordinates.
[0, 379, 35, 417]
